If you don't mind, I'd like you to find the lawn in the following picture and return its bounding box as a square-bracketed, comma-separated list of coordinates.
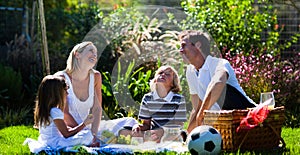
[0, 125, 299, 154]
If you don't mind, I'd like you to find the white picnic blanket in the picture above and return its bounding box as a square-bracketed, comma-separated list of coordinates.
[24, 139, 188, 154]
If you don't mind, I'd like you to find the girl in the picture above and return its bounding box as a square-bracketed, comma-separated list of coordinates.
[33, 75, 94, 149]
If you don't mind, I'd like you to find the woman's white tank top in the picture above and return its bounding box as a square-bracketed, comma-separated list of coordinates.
[62, 71, 95, 126]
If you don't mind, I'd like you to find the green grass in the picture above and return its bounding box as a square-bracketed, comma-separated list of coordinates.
[281, 127, 300, 153]
[0, 126, 299, 154]
[0, 125, 39, 154]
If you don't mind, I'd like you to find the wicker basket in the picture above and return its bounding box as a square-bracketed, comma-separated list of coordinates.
[203, 106, 285, 151]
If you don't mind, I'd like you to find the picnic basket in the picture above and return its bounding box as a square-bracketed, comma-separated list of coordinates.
[203, 106, 285, 151]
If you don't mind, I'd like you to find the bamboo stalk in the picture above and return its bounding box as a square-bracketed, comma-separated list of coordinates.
[37, 0, 50, 75]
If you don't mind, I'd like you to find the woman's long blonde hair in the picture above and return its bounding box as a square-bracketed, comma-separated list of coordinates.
[66, 41, 94, 74]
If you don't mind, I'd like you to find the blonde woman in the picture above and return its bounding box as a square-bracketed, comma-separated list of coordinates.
[55, 41, 137, 146]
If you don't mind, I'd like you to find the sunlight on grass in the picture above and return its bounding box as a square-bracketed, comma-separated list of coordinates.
[282, 127, 300, 153]
[0, 125, 39, 154]
[0, 125, 299, 154]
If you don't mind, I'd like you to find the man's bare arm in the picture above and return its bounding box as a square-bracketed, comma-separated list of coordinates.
[187, 94, 202, 133]
[196, 70, 228, 125]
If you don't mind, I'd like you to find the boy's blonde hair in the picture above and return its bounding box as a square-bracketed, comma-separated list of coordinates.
[150, 65, 181, 93]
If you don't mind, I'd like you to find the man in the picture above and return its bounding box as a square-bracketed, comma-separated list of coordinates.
[178, 30, 256, 133]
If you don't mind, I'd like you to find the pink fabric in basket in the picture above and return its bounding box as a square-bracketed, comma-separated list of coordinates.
[236, 103, 269, 132]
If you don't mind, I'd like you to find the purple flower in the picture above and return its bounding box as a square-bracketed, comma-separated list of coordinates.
[287, 69, 293, 73]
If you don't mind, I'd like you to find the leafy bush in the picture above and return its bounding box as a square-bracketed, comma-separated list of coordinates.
[5, 35, 42, 101]
[101, 60, 155, 119]
[0, 107, 32, 129]
[0, 64, 32, 128]
[5, 34, 37, 76]
[181, 0, 280, 55]
[57, 2, 101, 48]
[101, 71, 117, 119]
[0, 63, 23, 108]
[3, 35, 42, 127]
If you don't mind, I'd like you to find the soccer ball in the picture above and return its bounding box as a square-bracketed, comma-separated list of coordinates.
[187, 125, 222, 155]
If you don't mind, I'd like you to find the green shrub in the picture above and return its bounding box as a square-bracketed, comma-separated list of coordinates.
[0, 64, 32, 128]
[5, 35, 42, 107]
[0, 64, 23, 107]
[181, 0, 280, 55]
[101, 60, 156, 119]
[0, 107, 32, 129]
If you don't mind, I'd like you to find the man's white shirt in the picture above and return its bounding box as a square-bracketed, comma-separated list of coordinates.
[186, 55, 255, 110]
